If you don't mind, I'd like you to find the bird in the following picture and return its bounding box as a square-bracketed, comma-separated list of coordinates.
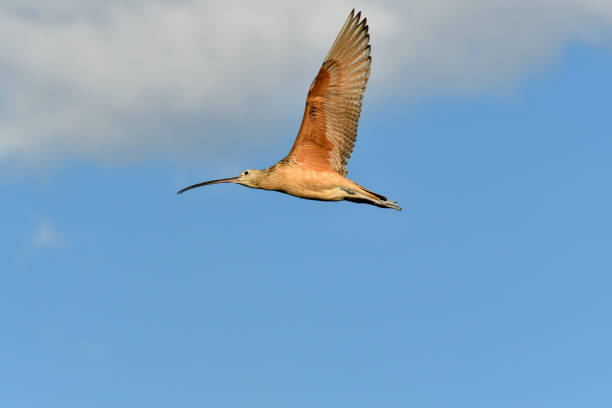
[178, 9, 401, 210]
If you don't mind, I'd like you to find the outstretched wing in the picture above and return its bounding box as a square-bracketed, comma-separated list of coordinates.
[285, 10, 371, 176]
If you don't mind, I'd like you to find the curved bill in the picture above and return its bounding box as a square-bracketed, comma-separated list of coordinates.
[177, 176, 239, 194]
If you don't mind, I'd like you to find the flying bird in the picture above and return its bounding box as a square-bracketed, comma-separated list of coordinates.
[178, 10, 400, 210]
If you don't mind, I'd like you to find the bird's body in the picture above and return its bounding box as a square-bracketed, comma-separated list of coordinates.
[178, 10, 401, 210]
[236, 159, 397, 208]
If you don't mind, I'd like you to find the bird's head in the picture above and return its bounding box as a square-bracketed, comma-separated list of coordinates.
[176, 169, 264, 194]
[236, 169, 264, 188]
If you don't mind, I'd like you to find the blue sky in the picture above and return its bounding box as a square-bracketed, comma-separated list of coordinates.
[2, 3, 612, 408]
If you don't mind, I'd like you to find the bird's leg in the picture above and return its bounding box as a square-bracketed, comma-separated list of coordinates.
[338, 187, 401, 211]
[377, 200, 402, 211]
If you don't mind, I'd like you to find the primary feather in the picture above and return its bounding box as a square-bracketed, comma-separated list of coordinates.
[286, 10, 371, 176]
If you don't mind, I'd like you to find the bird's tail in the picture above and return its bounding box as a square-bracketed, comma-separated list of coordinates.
[377, 200, 401, 211]
[359, 186, 388, 201]
[346, 185, 401, 211]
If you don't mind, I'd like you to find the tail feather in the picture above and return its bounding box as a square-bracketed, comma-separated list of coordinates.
[358, 185, 388, 201]
[344, 186, 401, 211]
[378, 200, 401, 211]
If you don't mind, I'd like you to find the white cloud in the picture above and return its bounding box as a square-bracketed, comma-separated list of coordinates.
[1, 0, 612, 165]
[31, 219, 65, 248]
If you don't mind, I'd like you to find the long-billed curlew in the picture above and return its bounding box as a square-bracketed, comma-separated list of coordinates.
[178, 9, 400, 210]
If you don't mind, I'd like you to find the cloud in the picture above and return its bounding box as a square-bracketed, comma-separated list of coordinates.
[31, 219, 65, 248]
[1, 0, 612, 165]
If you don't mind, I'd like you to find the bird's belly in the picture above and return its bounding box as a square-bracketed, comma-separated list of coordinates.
[282, 186, 345, 201]
[272, 171, 348, 201]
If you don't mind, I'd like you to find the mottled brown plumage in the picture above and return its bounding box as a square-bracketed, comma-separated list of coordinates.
[178, 10, 400, 210]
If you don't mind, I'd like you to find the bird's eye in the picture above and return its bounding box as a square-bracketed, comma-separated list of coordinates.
[244, 171, 249, 175]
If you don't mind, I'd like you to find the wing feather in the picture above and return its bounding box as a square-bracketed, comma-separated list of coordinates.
[286, 10, 371, 175]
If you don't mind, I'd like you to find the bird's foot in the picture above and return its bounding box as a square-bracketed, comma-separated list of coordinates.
[378, 200, 401, 211]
